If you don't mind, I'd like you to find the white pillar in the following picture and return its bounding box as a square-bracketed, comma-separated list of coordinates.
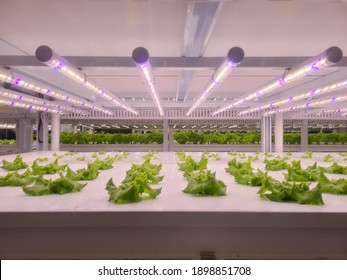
[37, 112, 49, 151]
[163, 119, 169, 152]
[301, 119, 308, 152]
[16, 118, 33, 153]
[168, 125, 174, 152]
[261, 116, 272, 153]
[51, 113, 60, 151]
[274, 112, 283, 153]
[72, 124, 78, 133]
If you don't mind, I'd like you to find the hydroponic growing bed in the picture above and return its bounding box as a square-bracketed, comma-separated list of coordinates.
[0, 151, 347, 259]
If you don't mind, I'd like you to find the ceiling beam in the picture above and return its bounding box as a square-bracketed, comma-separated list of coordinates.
[3, 56, 347, 68]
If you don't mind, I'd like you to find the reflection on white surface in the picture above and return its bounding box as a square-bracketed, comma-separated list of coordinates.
[0, 151, 347, 213]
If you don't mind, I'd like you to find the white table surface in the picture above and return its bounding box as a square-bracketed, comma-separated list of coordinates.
[1, 151, 347, 213]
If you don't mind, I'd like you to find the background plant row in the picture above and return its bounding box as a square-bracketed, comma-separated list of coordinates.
[54, 132, 347, 145]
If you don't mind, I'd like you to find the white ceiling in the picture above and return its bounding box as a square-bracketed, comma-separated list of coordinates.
[1, 0, 347, 117]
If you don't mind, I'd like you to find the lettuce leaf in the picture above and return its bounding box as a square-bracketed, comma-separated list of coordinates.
[88, 156, 115, 170]
[2, 155, 28, 171]
[284, 160, 320, 182]
[234, 169, 267, 186]
[0, 169, 35, 186]
[319, 162, 347, 175]
[32, 159, 68, 175]
[258, 177, 324, 205]
[316, 172, 347, 194]
[106, 159, 163, 203]
[183, 170, 226, 196]
[178, 154, 208, 175]
[65, 166, 100, 181]
[264, 157, 290, 171]
[225, 157, 253, 175]
[23, 173, 87, 196]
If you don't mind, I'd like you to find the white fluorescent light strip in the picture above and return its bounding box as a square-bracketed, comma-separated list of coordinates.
[240, 79, 347, 115]
[0, 96, 63, 114]
[187, 47, 244, 116]
[0, 124, 16, 129]
[0, 87, 84, 114]
[35, 46, 138, 115]
[132, 47, 163, 116]
[0, 68, 112, 115]
[212, 46, 343, 116]
[264, 94, 347, 116]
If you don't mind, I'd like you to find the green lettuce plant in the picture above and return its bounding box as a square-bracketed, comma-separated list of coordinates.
[0, 169, 35, 186]
[2, 155, 28, 171]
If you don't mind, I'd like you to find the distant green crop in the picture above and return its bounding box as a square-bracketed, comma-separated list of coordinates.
[76, 156, 86, 161]
[2, 155, 28, 171]
[0, 169, 35, 186]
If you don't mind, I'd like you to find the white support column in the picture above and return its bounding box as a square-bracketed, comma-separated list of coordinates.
[72, 124, 78, 134]
[163, 119, 169, 152]
[16, 118, 33, 153]
[301, 119, 309, 152]
[261, 116, 272, 153]
[51, 113, 60, 151]
[274, 112, 283, 153]
[168, 124, 174, 152]
[37, 112, 49, 151]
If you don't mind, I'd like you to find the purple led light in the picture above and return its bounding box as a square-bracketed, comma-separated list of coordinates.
[289, 97, 293, 102]
[45, 90, 50, 95]
[81, 102, 85, 106]
[15, 78, 21, 85]
[10, 101, 14, 106]
[278, 78, 284, 86]
[290, 106, 294, 111]
[66, 97, 70, 101]
[256, 91, 261, 97]
[331, 97, 336, 102]
[311, 60, 321, 70]
[337, 108, 342, 113]
[45, 108, 48, 112]
[19, 96, 23, 100]
[311, 89, 317, 96]
[55, 63, 63, 70]
[29, 105, 33, 110]
[306, 103, 310, 108]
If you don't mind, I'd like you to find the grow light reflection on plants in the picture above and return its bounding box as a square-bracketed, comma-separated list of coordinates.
[35, 45, 138, 115]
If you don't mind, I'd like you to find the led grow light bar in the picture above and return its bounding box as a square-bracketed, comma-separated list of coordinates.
[132, 47, 164, 116]
[0, 87, 84, 114]
[0, 67, 112, 115]
[35, 45, 138, 115]
[263, 94, 347, 116]
[186, 47, 244, 116]
[212, 46, 343, 116]
[239, 79, 347, 115]
[0, 96, 63, 114]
